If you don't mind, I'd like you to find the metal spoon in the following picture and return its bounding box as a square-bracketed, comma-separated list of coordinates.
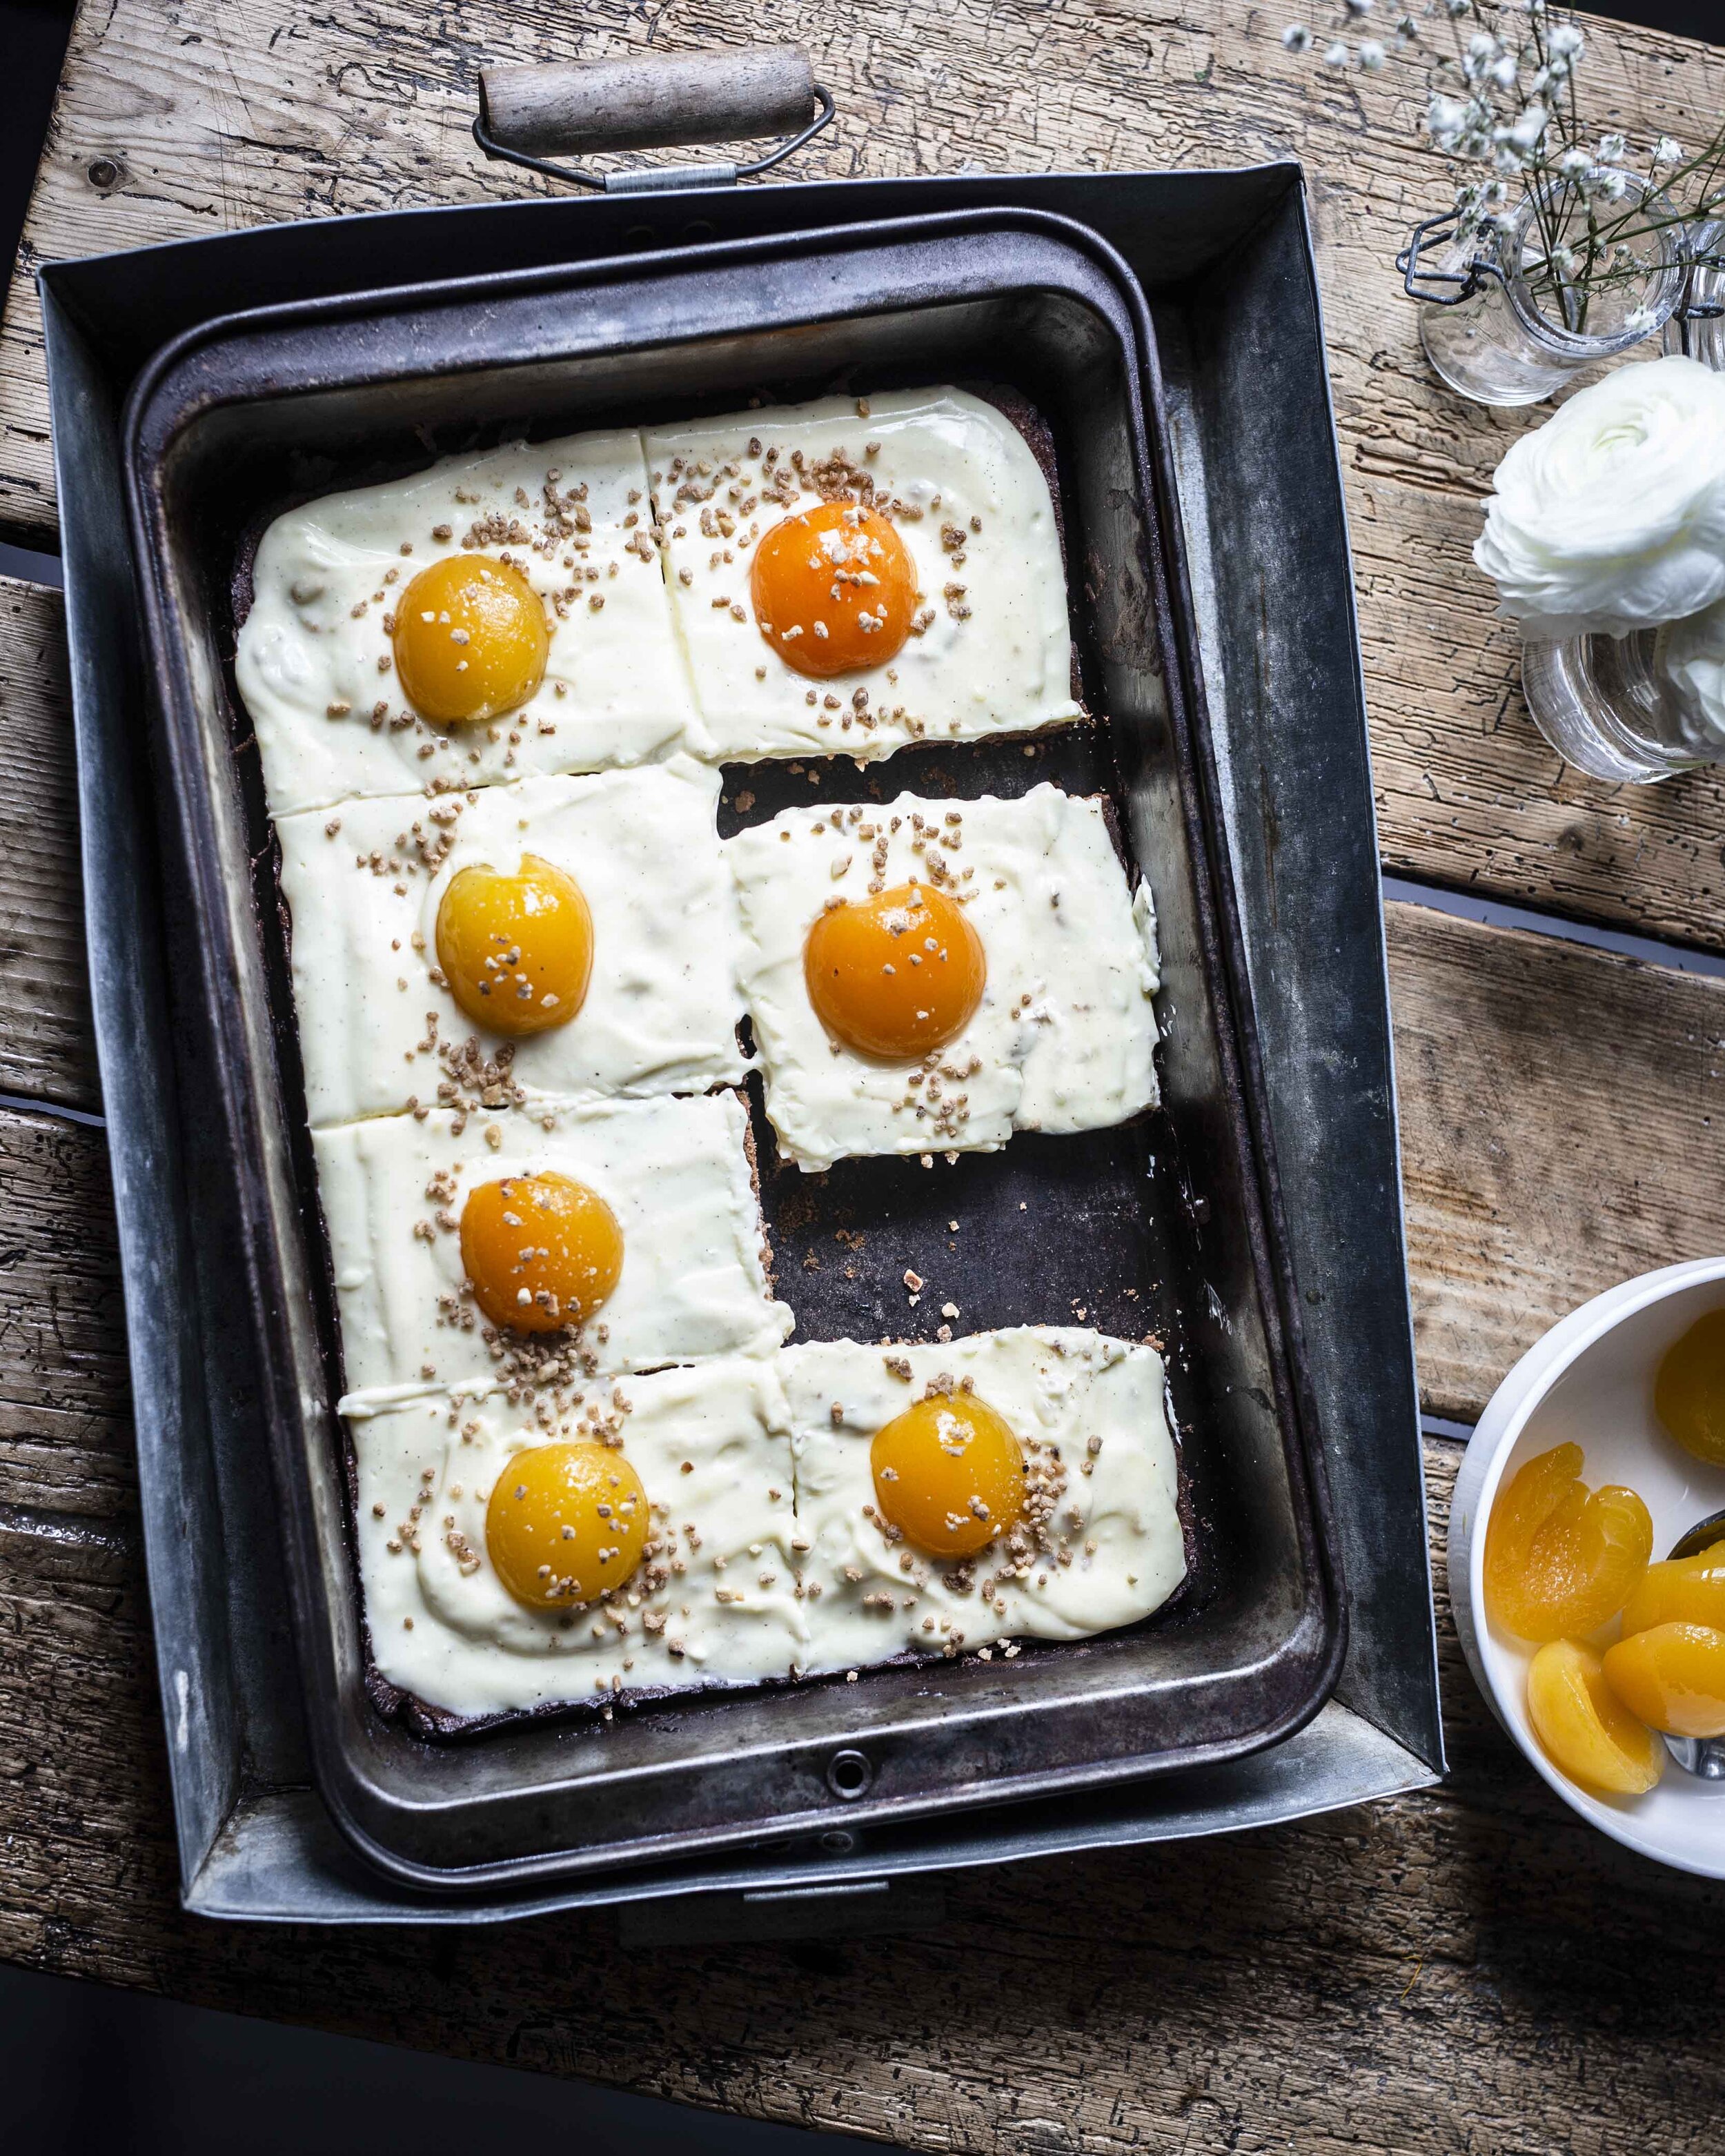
[1656, 1507, 1725, 1780]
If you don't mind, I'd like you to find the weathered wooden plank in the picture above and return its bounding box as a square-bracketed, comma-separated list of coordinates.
[0, 577, 96, 1113]
[1392, 902, 1725, 1425]
[3, 1427, 1722, 2156]
[8, 5, 1725, 959]
[0, 1103, 132, 1527]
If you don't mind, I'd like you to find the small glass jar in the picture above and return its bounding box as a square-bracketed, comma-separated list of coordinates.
[1515, 236, 1725, 785]
[1520, 628, 1725, 784]
[1664, 240, 1725, 368]
[1421, 175, 1684, 408]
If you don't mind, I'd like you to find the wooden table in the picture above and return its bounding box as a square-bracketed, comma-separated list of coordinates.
[6, 3, 1725, 2146]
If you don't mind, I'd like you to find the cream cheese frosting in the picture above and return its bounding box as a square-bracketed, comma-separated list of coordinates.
[236, 427, 707, 815]
[276, 757, 746, 1127]
[647, 387, 1083, 761]
[726, 786, 1161, 1170]
[320, 1091, 790, 1412]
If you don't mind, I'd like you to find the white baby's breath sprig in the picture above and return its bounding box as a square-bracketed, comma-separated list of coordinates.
[1274, 1, 1725, 335]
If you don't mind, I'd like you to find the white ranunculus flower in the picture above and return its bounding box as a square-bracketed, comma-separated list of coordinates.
[1657, 597, 1725, 746]
[1472, 356, 1725, 640]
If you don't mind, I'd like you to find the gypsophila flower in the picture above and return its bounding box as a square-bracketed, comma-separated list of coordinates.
[1624, 304, 1657, 333]
[1508, 104, 1548, 153]
[1273, 1, 1722, 342]
[1428, 95, 1472, 150]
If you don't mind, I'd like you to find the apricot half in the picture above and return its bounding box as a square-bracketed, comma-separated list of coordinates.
[1619, 1542, 1725, 1639]
[393, 553, 549, 725]
[435, 853, 593, 1037]
[1604, 1621, 1725, 1740]
[804, 882, 985, 1062]
[870, 1389, 1026, 1559]
[460, 1171, 622, 1334]
[1482, 1441, 1653, 1643]
[1526, 1638, 1664, 1795]
[486, 1442, 648, 1609]
[1655, 1307, 1725, 1466]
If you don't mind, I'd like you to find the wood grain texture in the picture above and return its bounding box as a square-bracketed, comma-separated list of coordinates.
[6, 4, 1725, 957]
[1393, 902, 1725, 1423]
[0, 577, 96, 1113]
[0, 1104, 130, 1531]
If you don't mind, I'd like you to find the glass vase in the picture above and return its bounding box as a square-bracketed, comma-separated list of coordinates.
[1664, 241, 1725, 366]
[1515, 235, 1725, 785]
[1519, 628, 1725, 784]
[1420, 174, 1684, 407]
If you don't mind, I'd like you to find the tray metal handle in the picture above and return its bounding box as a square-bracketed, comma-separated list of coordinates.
[475, 44, 835, 193]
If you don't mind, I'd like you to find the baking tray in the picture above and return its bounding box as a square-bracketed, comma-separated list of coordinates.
[115, 205, 1341, 1887]
[39, 163, 1441, 1926]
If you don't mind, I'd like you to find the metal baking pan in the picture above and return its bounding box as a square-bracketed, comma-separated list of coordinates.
[102, 201, 1349, 1893]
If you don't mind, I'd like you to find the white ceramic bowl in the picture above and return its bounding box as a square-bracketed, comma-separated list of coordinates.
[1450, 1256, 1725, 1877]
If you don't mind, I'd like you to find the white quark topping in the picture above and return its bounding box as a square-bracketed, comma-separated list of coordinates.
[276, 757, 747, 1127]
[357, 1356, 803, 1719]
[781, 1327, 1184, 1675]
[725, 786, 1161, 1171]
[319, 1091, 789, 1412]
[351, 1329, 1183, 1720]
[235, 428, 707, 817]
[647, 387, 1083, 760]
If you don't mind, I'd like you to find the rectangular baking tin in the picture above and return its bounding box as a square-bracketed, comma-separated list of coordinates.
[119, 206, 1341, 1888]
[43, 164, 1439, 1923]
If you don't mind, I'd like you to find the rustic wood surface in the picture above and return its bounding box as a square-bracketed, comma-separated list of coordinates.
[0, 579, 95, 1113]
[6, 3, 1725, 958]
[6, 0, 1725, 2146]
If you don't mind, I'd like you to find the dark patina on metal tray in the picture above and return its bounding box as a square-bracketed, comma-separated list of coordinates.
[115, 208, 1343, 1888]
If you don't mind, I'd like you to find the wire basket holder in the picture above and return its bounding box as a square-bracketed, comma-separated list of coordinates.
[1397, 208, 1725, 324]
[474, 44, 836, 195]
